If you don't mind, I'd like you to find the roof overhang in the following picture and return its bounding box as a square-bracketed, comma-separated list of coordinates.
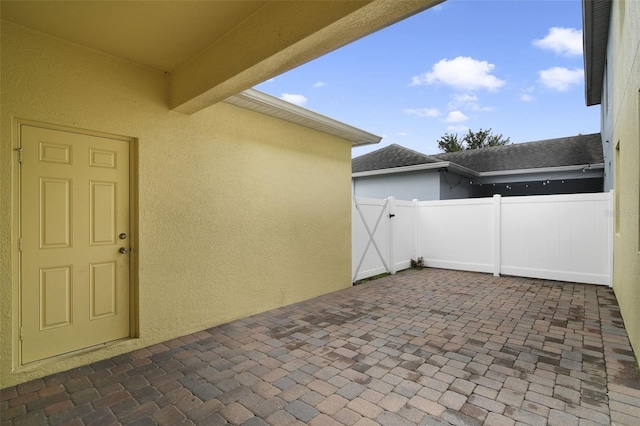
[353, 162, 604, 178]
[225, 89, 381, 146]
[582, 0, 612, 106]
[478, 163, 604, 177]
[352, 161, 476, 178]
[1, 0, 443, 115]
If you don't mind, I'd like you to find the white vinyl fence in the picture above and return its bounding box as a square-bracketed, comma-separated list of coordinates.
[352, 192, 614, 286]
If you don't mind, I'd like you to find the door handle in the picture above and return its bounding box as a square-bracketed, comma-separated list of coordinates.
[119, 247, 129, 254]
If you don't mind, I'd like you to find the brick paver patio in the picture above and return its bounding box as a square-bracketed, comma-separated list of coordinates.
[2, 269, 640, 425]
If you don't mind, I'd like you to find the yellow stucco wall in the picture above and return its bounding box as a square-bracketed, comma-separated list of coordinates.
[0, 22, 353, 387]
[609, 0, 640, 356]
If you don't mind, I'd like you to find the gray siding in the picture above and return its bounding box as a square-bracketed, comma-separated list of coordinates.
[353, 170, 440, 201]
[439, 171, 473, 200]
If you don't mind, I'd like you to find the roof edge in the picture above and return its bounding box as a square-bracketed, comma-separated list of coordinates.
[583, 0, 612, 106]
[352, 162, 478, 178]
[224, 88, 382, 146]
[477, 163, 604, 177]
[352, 161, 605, 178]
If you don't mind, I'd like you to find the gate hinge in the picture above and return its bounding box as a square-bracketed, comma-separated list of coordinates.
[15, 147, 23, 163]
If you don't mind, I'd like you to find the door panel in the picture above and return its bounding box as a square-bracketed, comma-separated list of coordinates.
[90, 181, 116, 245]
[39, 266, 72, 329]
[90, 262, 117, 319]
[21, 125, 131, 364]
[39, 178, 72, 248]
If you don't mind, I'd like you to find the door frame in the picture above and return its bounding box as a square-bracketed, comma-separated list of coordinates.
[12, 119, 139, 369]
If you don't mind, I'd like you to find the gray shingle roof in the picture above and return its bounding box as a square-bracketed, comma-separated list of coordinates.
[433, 133, 603, 172]
[352, 143, 441, 173]
[352, 134, 603, 174]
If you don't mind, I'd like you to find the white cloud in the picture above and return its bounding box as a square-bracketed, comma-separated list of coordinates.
[447, 125, 469, 133]
[398, 132, 408, 136]
[280, 93, 308, 106]
[448, 93, 493, 111]
[404, 108, 441, 118]
[445, 110, 469, 123]
[533, 27, 583, 56]
[519, 86, 535, 102]
[538, 67, 583, 91]
[449, 93, 478, 106]
[411, 56, 505, 91]
[312, 81, 326, 88]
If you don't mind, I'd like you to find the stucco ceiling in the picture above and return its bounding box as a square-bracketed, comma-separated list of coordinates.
[2, 1, 268, 72]
[1, 0, 442, 113]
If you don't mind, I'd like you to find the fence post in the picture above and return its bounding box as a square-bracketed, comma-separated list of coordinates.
[387, 197, 396, 275]
[493, 194, 501, 277]
[413, 199, 420, 262]
[607, 189, 614, 287]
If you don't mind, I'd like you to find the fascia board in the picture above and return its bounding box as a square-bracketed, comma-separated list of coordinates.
[224, 89, 381, 146]
[353, 162, 461, 178]
[442, 163, 478, 178]
[477, 163, 605, 177]
[352, 162, 605, 179]
[582, 0, 611, 106]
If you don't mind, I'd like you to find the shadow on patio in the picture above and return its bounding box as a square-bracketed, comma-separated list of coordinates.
[2, 269, 640, 425]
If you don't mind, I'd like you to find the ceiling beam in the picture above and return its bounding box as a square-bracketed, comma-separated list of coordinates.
[170, 0, 442, 114]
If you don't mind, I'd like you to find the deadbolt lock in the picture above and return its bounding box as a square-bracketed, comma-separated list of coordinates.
[119, 233, 127, 240]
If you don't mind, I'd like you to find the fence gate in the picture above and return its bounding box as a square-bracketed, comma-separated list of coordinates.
[352, 196, 393, 282]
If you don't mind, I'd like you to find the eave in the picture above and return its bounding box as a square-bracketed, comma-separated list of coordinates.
[352, 162, 475, 178]
[226, 89, 381, 146]
[582, 0, 612, 106]
[352, 162, 605, 178]
[478, 163, 604, 177]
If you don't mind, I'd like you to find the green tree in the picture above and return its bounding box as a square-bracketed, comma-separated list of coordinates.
[438, 128, 510, 153]
[437, 133, 464, 152]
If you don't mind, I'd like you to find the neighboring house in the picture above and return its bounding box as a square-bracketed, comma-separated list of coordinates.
[583, 0, 640, 362]
[353, 144, 448, 200]
[0, 1, 440, 387]
[352, 134, 604, 200]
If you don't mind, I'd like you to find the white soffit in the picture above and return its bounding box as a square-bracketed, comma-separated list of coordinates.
[224, 89, 381, 147]
[352, 162, 604, 178]
[352, 162, 454, 177]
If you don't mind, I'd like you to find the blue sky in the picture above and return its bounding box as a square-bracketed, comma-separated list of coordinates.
[255, 0, 600, 157]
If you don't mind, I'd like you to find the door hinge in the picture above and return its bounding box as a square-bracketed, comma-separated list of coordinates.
[19, 327, 23, 341]
[19, 238, 23, 252]
[15, 147, 23, 163]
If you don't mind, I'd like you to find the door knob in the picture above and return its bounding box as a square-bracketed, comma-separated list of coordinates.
[119, 247, 129, 254]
